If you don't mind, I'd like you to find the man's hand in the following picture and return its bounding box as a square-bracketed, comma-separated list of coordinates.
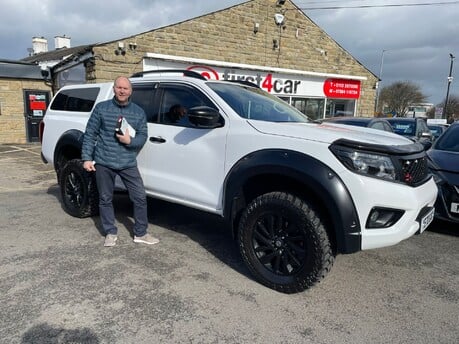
[116, 128, 131, 145]
[83, 160, 96, 172]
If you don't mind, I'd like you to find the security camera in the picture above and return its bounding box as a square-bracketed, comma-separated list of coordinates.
[40, 69, 50, 79]
[40, 65, 50, 79]
[274, 13, 285, 25]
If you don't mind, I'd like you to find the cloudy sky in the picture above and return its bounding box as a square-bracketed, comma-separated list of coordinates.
[1, 0, 458, 106]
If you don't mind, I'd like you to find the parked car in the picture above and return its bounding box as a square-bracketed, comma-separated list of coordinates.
[427, 123, 449, 141]
[321, 116, 394, 132]
[385, 117, 433, 149]
[426, 122, 459, 223]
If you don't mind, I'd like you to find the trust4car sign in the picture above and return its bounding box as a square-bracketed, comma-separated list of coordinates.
[186, 65, 305, 95]
[143, 59, 361, 99]
[186, 65, 361, 99]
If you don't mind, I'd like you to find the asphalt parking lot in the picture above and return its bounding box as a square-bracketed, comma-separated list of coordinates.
[0, 143, 458, 344]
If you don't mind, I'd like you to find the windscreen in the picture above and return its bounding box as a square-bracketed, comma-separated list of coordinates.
[207, 82, 310, 123]
[434, 125, 459, 152]
[389, 120, 415, 136]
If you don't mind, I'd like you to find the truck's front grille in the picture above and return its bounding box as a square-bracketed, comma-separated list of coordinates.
[398, 156, 429, 186]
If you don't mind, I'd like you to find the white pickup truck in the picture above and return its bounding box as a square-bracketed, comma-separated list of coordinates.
[40, 70, 437, 293]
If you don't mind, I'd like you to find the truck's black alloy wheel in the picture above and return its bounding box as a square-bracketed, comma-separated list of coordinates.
[238, 192, 334, 294]
[60, 159, 99, 218]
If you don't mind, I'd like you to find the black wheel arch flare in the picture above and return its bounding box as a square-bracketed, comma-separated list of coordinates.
[53, 129, 85, 171]
[223, 149, 361, 254]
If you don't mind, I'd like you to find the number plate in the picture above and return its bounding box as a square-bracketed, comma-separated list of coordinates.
[420, 208, 434, 233]
[450, 202, 459, 214]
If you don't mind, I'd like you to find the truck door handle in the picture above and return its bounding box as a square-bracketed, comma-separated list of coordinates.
[149, 136, 166, 143]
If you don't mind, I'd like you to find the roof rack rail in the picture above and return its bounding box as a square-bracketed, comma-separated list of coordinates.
[130, 69, 207, 80]
[226, 79, 260, 88]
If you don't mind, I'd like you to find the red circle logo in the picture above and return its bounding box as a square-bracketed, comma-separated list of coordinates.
[187, 65, 220, 80]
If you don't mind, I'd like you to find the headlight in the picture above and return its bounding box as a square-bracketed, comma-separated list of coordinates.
[330, 145, 396, 181]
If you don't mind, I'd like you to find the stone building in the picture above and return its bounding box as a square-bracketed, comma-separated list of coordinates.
[0, 60, 51, 143]
[0, 0, 378, 143]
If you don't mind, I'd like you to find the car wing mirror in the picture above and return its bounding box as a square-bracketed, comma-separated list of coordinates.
[422, 140, 432, 150]
[188, 106, 223, 129]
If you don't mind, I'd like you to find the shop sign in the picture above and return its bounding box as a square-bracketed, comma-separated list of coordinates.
[23, 90, 50, 117]
[323, 78, 361, 99]
[144, 59, 362, 99]
[187, 65, 302, 95]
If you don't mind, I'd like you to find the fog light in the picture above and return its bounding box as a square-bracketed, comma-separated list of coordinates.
[366, 207, 404, 228]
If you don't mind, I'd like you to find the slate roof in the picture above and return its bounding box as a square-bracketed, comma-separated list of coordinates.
[0, 60, 44, 79]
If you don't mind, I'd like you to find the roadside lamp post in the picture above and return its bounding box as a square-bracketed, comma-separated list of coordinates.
[375, 49, 387, 114]
[442, 53, 455, 119]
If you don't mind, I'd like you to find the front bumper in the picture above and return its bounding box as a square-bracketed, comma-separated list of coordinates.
[336, 169, 438, 251]
[360, 177, 437, 250]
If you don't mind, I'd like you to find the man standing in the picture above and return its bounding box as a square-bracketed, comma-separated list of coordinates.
[82, 76, 159, 247]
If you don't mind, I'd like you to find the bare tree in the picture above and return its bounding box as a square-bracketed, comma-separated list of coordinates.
[438, 95, 459, 123]
[379, 81, 426, 116]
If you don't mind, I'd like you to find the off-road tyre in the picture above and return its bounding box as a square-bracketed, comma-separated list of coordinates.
[238, 191, 334, 294]
[59, 159, 99, 218]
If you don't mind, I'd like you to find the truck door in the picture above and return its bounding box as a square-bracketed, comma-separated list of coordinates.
[136, 82, 228, 213]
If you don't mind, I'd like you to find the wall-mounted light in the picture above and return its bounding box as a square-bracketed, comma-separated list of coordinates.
[128, 42, 137, 51]
[253, 22, 259, 34]
[274, 13, 285, 26]
[114, 41, 126, 56]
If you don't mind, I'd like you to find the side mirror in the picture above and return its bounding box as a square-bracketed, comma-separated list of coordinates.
[422, 140, 432, 150]
[419, 133, 432, 150]
[188, 106, 223, 128]
[421, 132, 432, 139]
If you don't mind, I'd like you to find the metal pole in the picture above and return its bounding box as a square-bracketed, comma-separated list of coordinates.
[375, 49, 386, 114]
[442, 53, 455, 119]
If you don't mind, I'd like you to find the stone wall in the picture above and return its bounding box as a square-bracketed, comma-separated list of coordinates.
[0, 0, 378, 143]
[92, 0, 377, 114]
[0, 79, 51, 144]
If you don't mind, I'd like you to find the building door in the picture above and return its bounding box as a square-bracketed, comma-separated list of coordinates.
[291, 97, 325, 120]
[23, 90, 50, 142]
